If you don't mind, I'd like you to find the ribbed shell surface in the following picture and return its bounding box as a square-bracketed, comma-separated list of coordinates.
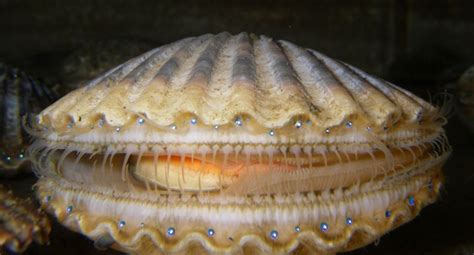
[0, 63, 57, 168]
[39, 32, 436, 130]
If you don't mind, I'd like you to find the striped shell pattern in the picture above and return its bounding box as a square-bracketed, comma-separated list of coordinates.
[30, 32, 450, 255]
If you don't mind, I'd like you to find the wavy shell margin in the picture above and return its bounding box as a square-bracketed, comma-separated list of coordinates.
[37, 177, 440, 255]
[37, 32, 437, 132]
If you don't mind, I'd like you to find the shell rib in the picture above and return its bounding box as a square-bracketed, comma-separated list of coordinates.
[29, 32, 451, 255]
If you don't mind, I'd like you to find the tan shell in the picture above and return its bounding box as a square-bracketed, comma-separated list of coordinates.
[38, 32, 436, 132]
[30, 32, 450, 255]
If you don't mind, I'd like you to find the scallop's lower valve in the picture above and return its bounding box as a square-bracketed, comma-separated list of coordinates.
[29, 32, 451, 254]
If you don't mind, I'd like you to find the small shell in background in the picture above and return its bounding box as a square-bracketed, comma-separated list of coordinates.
[457, 66, 474, 132]
[0, 63, 58, 174]
[0, 185, 50, 253]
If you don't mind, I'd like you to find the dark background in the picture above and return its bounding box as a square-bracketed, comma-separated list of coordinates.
[0, 0, 473, 254]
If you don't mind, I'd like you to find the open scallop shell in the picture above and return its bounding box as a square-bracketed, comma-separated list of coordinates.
[30, 32, 450, 255]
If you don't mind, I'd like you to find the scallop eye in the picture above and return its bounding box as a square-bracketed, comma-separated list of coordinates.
[2, 154, 12, 164]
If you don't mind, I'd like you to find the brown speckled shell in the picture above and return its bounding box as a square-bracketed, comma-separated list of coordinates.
[0, 185, 50, 252]
[38, 32, 436, 132]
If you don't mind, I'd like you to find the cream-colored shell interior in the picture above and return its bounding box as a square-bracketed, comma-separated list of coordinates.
[38, 32, 436, 132]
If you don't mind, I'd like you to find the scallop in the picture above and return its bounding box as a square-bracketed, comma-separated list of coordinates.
[29, 32, 451, 254]
[0, 63, 58, 174]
